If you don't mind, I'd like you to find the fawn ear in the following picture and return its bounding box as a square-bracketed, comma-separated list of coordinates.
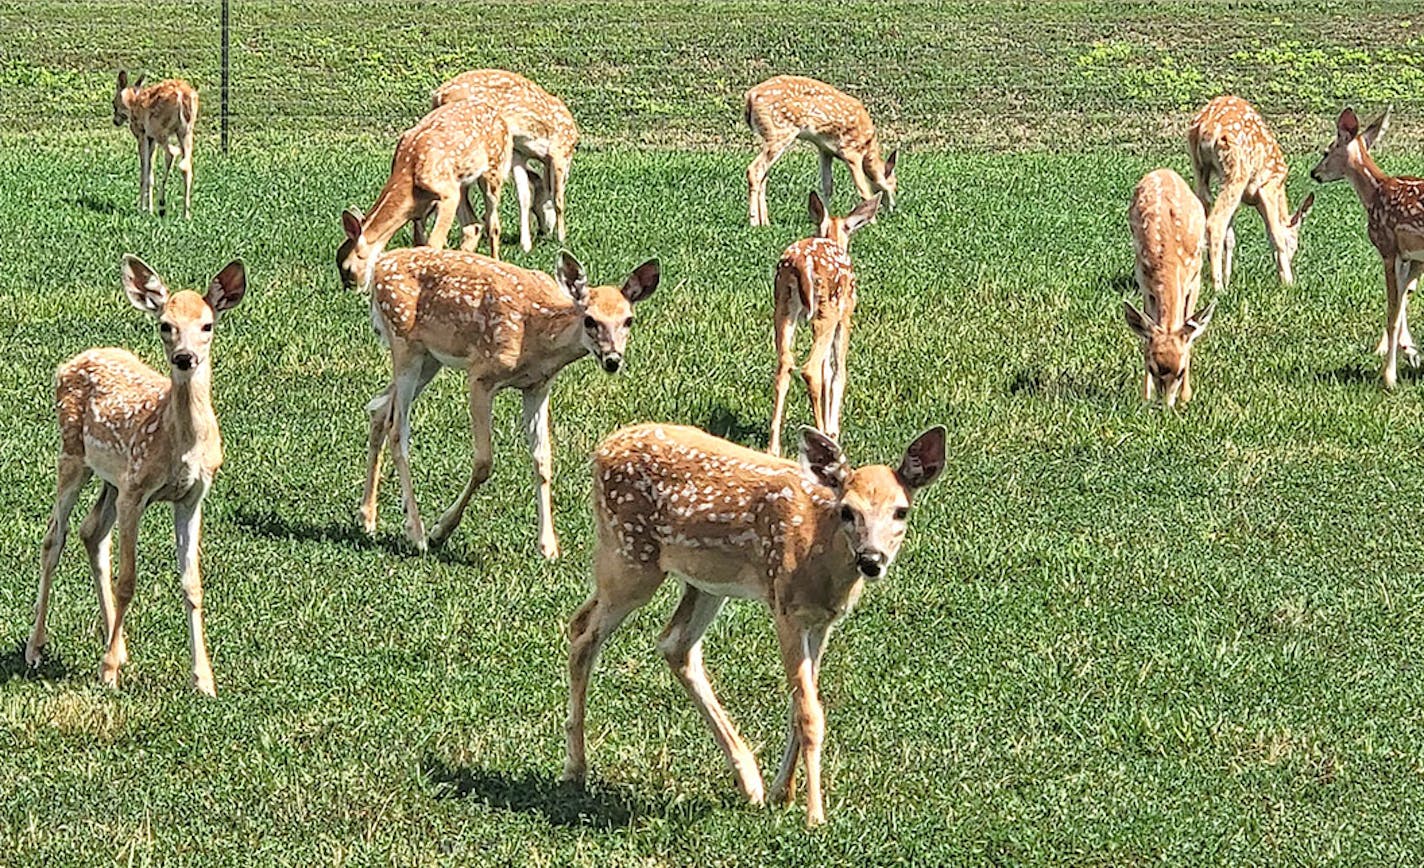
[122, 255, 168, 314]
[206, 260, 247, 316]
[1184, 301, 1215, 344]
[1363, 106, 1392, 149]
[1290, 192, 1315, 228]
[808, 190, 828, 232]
[844, 193, 882, 236]
[555, 251, 589, 304]
[799, 427, 848, 492]
[1337, 107, 1360, 139]
[116, 70, 127, 90]
[1123, 300, 1155, 341]
[622, 259, 660, 303]
[132, 74, 144, 91]
[341, 207, 364, 242]
[883, 149, 898, 179]
[897, 426, 947, 491]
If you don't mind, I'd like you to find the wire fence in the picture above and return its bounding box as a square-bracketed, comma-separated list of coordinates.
[5, 1, 1424, 151]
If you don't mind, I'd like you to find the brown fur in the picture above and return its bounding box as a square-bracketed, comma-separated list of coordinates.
[1188, 96, 1313, 291]
[563, 423, 946, 827]
[432, 69, 578, 248]
[359, 248, 659, 558]
[113, 73, 198, 218]
[26, 257, 246, 695]
[744, 76, 897, 226]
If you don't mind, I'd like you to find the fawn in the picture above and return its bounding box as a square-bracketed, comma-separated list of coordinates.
[1188, 96, 1314, 292]
[431, 68, 579, 250]
[768, 191, 880, 455]
[112, 71, 198, 218]
[564, 423, 946, 826]
[359, 248, 660, 558]
[1124, 169, 1214, 407]
[745, 75, 897, 226]
[26, 256, 246, 695]
[338, 100, 513, 290]
[1311, 107, 1424, 388]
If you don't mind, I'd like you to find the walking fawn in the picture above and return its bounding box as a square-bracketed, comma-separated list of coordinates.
[1311, 107, 1424, 389]
[1188, 96, 1314, 292]
[26, 256, 246, 695]
[1124, 169, 1214, 407]
[359, 248, 660, 558]
[564, 423, 946, 826]
[744, 75, 897, 226]
[431, 69, 579, 250]
[338, 100, 513, 290]
[112, 71, 198, 218]
[768, 191, 880, 455]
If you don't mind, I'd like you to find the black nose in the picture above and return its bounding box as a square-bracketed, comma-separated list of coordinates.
[1310, 169, 1322, 183]
[856, 551, 886, 578]
[602, 355, 622, 373]
[172, 353, 195, 371]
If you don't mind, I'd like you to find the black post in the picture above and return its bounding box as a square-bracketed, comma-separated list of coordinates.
[220, 0, 230, 153]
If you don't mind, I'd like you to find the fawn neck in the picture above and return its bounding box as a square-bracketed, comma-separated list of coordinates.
[1346, 141, 1388, 207]
[164, 363, 220, 453]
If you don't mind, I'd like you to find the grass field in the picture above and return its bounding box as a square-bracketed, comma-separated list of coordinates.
[5, 2, 1424, 865]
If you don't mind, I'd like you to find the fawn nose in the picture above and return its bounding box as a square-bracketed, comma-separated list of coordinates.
[855, 550, 886, 579]
[1310, 168, 1323, 183]
[172, 352, 195, 371]
[602, 354, 623, 373]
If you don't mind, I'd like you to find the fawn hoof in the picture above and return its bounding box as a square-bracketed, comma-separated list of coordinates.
[99, 662, 120, 690]
[193, 675, 216, 697]
[560, 762, 586, 786]
[540, 539, 561, 561]
[404, 519, 428, 553]
[804, 809, 826, 828]
[358, 506, 378, 536]
[24, 639, 44, 668]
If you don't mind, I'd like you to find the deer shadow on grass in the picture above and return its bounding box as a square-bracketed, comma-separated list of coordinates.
[420, 759, 715, 829]
[64, 195, 122, 215]
[701, 405, 767, 451]
[1009, 367, 1126, 402]
[231, 507, 480, 567]
[1, 638, 75, 683]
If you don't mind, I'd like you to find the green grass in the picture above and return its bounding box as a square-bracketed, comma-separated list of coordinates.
[5, 1, 1424, 864]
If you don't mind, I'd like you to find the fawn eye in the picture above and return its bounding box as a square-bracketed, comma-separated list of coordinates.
[201, 323, 213, 332]
[159, 322, 173, 334]
[624, 316, 634, 328]
[839, 505, 854, 523]
[893, 507, 909, 521]
[583, 316, 596, 329]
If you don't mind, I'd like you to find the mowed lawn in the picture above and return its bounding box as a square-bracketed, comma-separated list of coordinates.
[1, 132, 1423, 863]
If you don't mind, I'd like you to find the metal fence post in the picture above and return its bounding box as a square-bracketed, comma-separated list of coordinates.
[220, 0, 230, 153]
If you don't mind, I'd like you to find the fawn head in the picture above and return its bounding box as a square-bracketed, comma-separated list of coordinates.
[555, 252, 660, 374]
[1311, 107, 1390, 183]
[1123, 300, 1214, 407]
[123, 255, 247, 379]
[338, 207, 374, 292]
[112, 70, 143, 127]
[800, 426, 946, 580]
[808, 191, 881, 249]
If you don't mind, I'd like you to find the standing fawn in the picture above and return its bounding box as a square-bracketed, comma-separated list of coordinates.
[338, 99, 513, 291]
[564, 423, 946, 826]
[1124, 169, 1214, 407]
[359, 248, 660, 558]
[745, 75, 897, 226]
[26, 256, 246, 695]
[768, 191, 880, 455]
[1311, 107, 1424, 389]
[432, 69, 579, 250]
[113, 71, 198, 219]
[1188, 96, 1315, 293]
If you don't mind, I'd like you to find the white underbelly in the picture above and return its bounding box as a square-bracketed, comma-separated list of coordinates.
[429, 349, 468, 369]
[83, 438, 128, 487]
[662, 546, 767, 601]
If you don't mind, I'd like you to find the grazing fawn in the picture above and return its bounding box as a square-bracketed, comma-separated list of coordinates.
[338, 100, 513, 290]
[431, 69, 579, 250]
[564, 423, 946, 826]
[112, 71, 198, 219]
[745, 75, 897, 226]
[26, 256, 246, 695]
[1188, 95, 1314, 292]
[768, 191, 880, 455]
[359, 248, 660, 558]
[1311, 107, 1424, 388]
[1124, 169, 1214, 407]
